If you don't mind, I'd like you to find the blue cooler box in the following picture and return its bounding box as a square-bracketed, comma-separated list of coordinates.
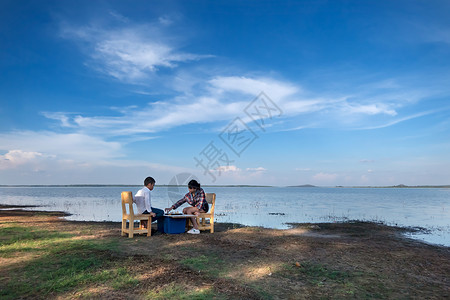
[157, 216, 186, 234]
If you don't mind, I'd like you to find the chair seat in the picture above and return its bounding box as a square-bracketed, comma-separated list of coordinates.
[197, 213, 212, 218]
[123, 213, 151, 220]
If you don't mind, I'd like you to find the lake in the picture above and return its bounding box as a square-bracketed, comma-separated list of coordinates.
[0, 186, 449, 246]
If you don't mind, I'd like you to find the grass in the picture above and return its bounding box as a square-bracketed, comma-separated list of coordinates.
[0, 224, 137, 299]
[295, 261, 353, 282]
[146, 283, 225, 300]
[275, 261, 388, 299]
[180, 254, 227, 277]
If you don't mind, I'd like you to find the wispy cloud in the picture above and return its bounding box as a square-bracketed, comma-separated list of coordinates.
[44, 76, 298, 135]
[60, 21, 211, 83]
[355, 109, 441, 130]
[42, 74, 438, 136]
[342, 102, 397, 116]
[209, 76, 299, 100]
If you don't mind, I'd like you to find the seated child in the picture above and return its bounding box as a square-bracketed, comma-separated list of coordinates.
[134, 176, 164, 229]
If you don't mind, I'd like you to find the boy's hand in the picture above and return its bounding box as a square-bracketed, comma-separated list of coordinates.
[164, 207, 172, 213]
[150, 212, 156, 217]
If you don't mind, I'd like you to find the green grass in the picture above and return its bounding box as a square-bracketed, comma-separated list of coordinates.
[146, 283, 225, 300]
[0, 225, 137, 299]
[297, 261, 352, 282]
[0, 226, 73, 255]
[181, 254, 227, 277]
[276, 261, 367, 297]
[276, 261, 394, 299]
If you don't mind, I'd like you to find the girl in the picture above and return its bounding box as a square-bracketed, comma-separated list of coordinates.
[165, 180, 209, 234]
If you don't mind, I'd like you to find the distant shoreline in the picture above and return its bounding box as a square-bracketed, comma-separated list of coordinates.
[0, 184, 449, 188]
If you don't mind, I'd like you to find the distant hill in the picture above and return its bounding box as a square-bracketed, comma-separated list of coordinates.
[336, 184, 450, 188]
[287, 184, 316, 188]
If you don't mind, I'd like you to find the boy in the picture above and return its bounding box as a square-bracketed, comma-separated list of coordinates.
[134, 177, 164, 228]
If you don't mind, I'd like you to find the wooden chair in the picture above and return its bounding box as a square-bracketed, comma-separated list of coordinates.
[187, 193, 216, 233]
[121, 191, 152, 238]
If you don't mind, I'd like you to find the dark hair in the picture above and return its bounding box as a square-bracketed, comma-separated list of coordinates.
[144, 177, 155, 186]
[188, 179, 200, 189]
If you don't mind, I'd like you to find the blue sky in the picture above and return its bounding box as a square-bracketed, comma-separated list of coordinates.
[1, 0, 449, 186]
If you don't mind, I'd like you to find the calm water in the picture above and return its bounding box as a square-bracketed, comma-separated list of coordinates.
[0, 186, 449, 246]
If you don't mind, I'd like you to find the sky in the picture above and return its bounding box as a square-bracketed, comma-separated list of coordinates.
[1, 0, 450, 186]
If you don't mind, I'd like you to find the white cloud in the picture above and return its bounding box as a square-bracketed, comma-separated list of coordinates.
[69, 96, 243, 135]
[61, 23, 211, 83]
[0, 132, 196, 184]
[0, 151, 196, 185]
[246, 167, 267, 172]
[209, 76, 299, 100]
[94, 35, 207, 81]
[216, 165, 241, 173]
[343, 103, 397, 116]
[0, 131, 122, 161]
[41, 112, 76, 128]
[0, 150, 48, 170]
[44, 76, 298, 135]
[40, 70, 442, 138]
[356, 109, 440, 130]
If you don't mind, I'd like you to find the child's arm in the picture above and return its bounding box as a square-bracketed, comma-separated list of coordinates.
[170, 193, 189, 210]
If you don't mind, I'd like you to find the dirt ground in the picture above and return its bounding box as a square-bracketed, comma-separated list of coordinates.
[1, 208, 449, 299]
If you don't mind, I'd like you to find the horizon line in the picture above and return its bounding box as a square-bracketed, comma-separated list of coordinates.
[0, 184, 449, 188]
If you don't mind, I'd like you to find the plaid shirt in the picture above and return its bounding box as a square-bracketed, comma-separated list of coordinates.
[172, 188, 208, 212]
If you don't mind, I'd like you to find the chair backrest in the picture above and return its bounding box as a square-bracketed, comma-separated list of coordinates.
[121, 191, 135, 215]
[205, 193, 215, 214]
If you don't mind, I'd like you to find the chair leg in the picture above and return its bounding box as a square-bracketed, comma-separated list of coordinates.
[147, 216, 152, 236]
[129, 218, 134, 238]
[121, 219, 126, 236]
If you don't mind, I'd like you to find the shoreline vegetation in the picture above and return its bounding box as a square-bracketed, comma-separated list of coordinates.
[1, 184, 449, 188]
[1, 208, 449, 299]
